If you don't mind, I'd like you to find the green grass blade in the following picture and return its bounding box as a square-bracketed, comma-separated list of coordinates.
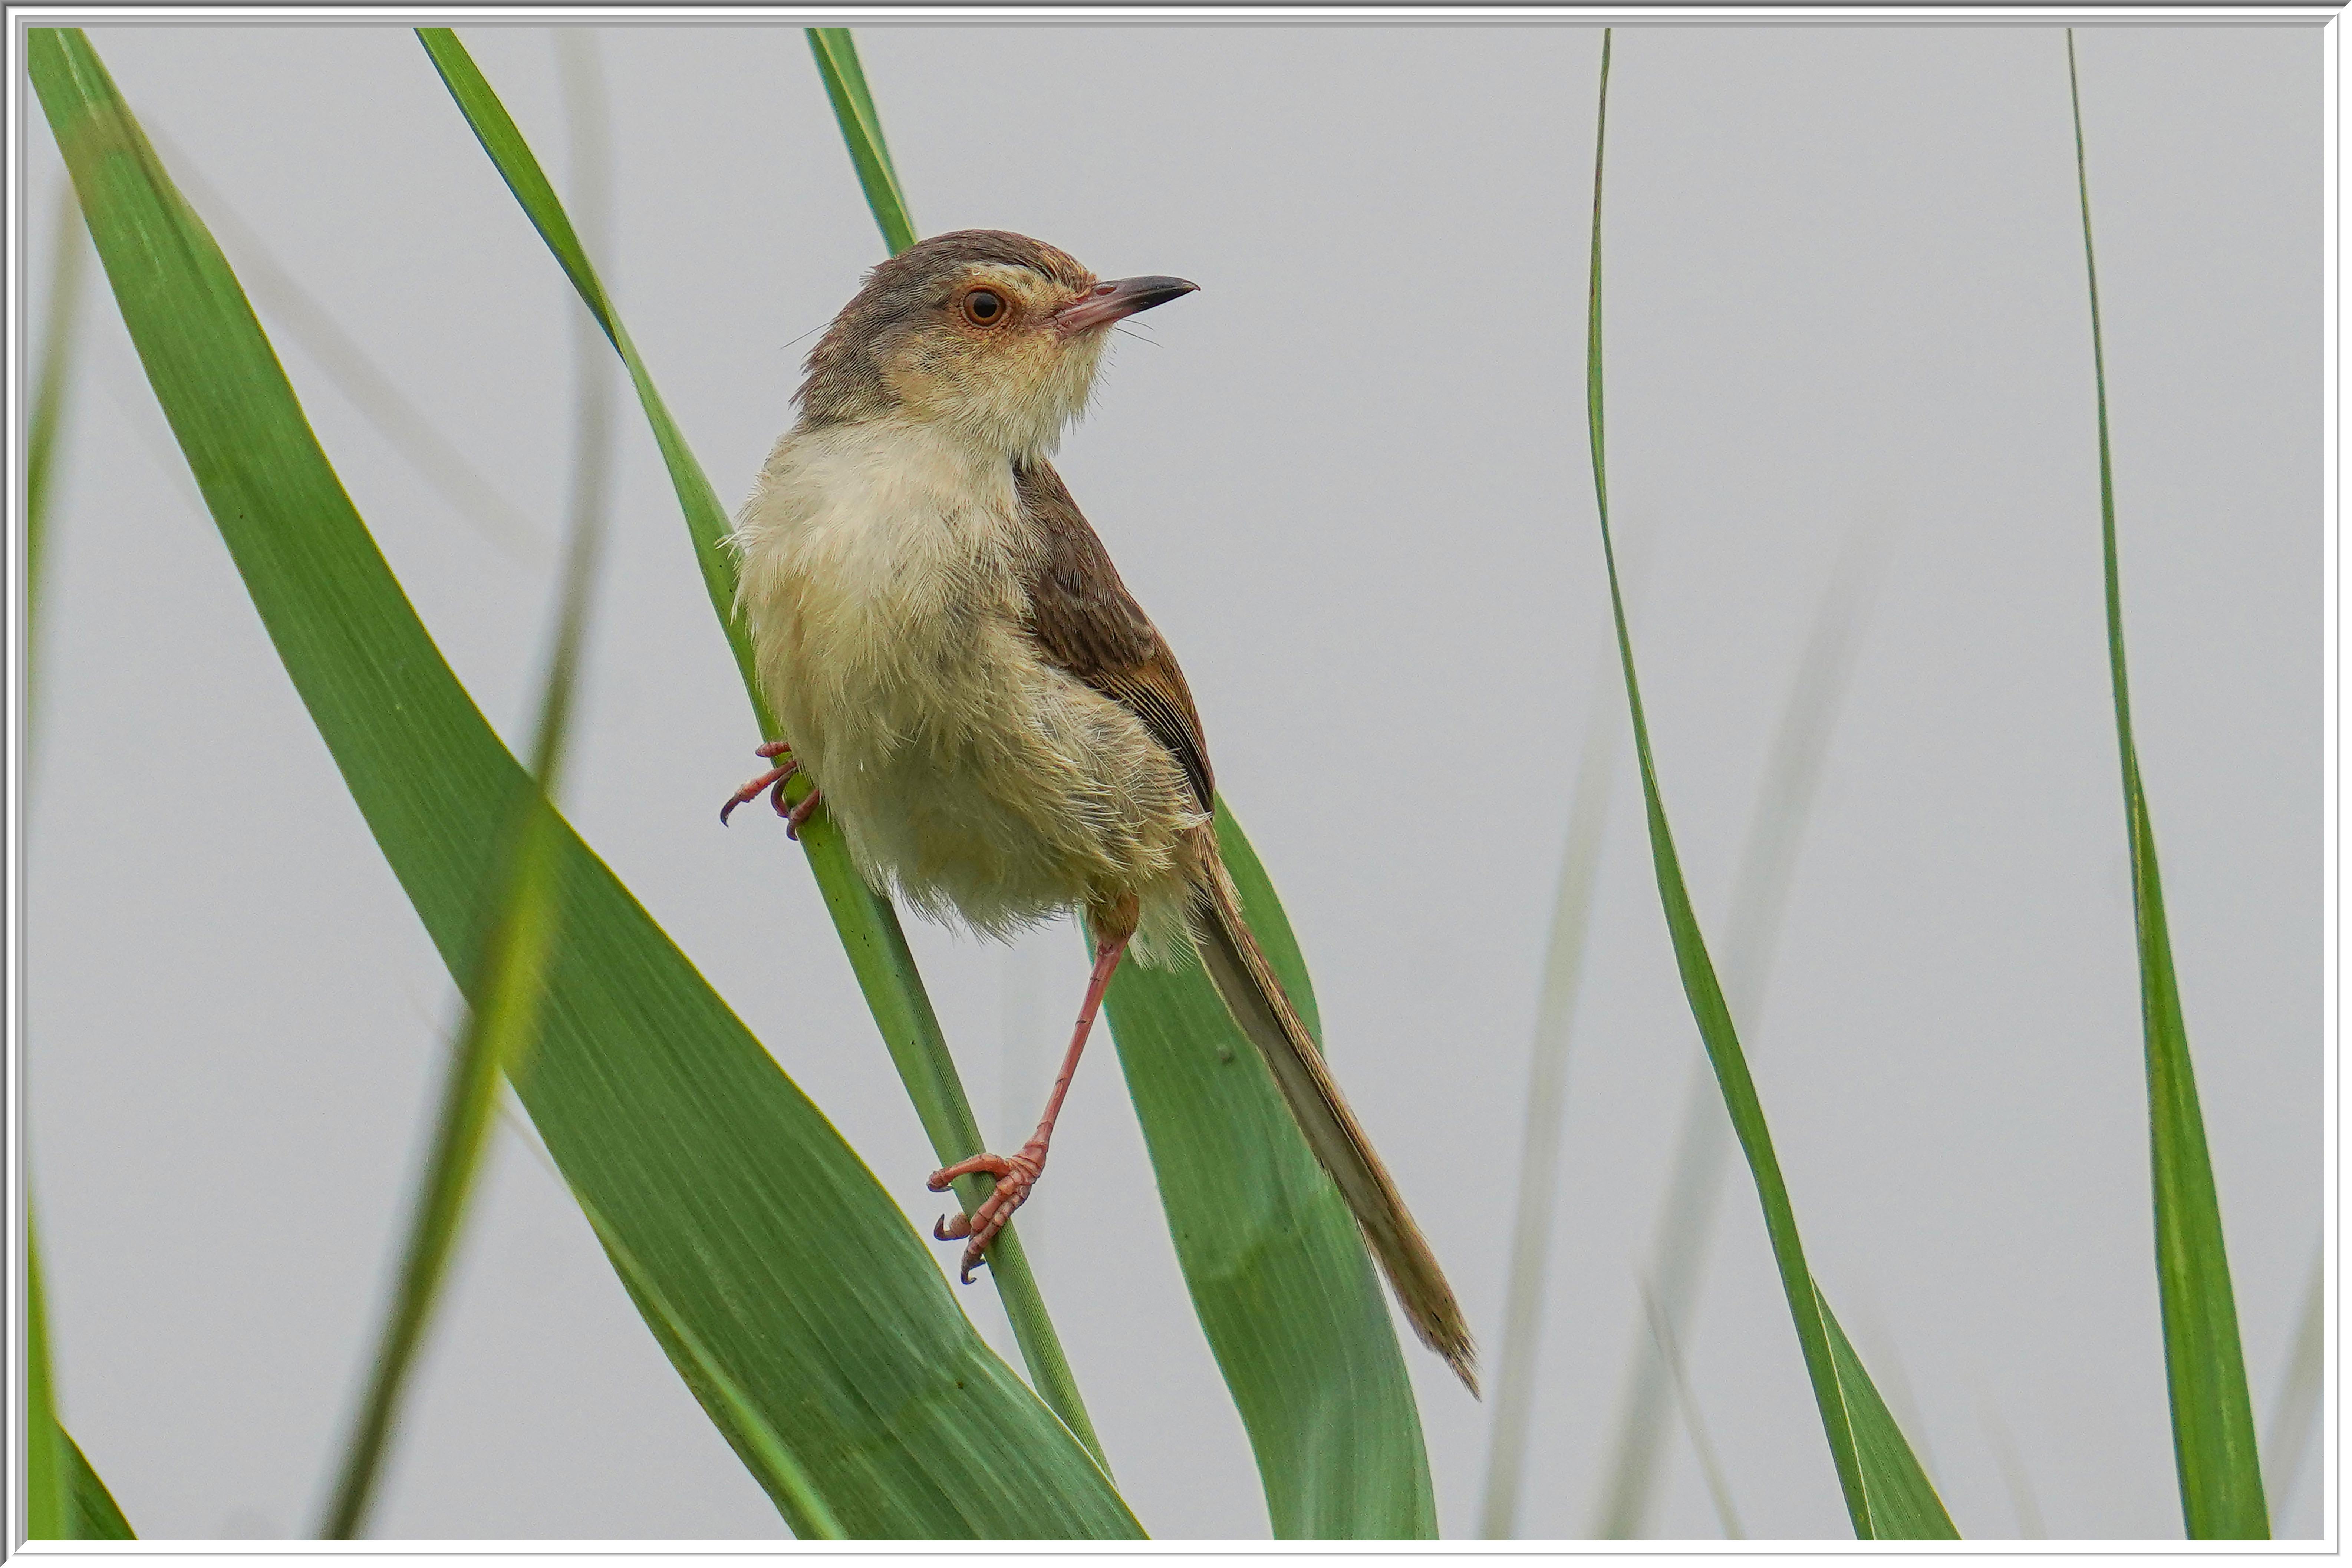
[1594, 531, 1879, 1538]
[1582, 32, 1954, 1539]
[569, 1187, 847, 1539]
[318, 42, 616, 1532]
[412, 26, 1104, 1469]
[26, 1222, 131, 1540]
[805, 29, 915, 255]
[2066, 32, 2267, 1539]
[27, 1214, 66, 1539]
[31, 27, 1136, 1537]
[802, 32, 1440, 1530]
[60, 1431, 134, 1540]
[1101, 808, 1439, 1539]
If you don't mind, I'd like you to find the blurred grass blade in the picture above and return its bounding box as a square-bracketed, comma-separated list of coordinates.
[806, 29, 915, 255]
[1979, 1398, 2047, 1538]
[27, 171, 86, 710]
[412, 26, 1107, 1470]
[1594, 527, 1881, 1537]
[1640, 1275, 1742, 1539]
[1478, 625, 1620, 1540]
[801, 29, 1441, 1532]
[32, 27, 1138, 1537]
[2066, 33, 2267, 1539]
[319, 38, 617, 1537]
[1582, 32, 1954, 1539]
[2263, 1244, 2322, 1522]
[27, 1214, 66, 1539]
[143, 125, 547, 564]
[1102, 811, 1439, 1539]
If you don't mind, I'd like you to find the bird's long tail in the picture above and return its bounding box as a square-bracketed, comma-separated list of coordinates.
[1190, 851, 1478, 1394]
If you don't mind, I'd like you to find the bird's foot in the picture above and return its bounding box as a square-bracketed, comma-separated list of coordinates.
[927, 1145, 1046, 1283]
[719, 742, 823, 837]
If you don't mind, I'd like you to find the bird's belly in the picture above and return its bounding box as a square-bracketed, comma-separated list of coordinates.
[775, 585, 1198, 941]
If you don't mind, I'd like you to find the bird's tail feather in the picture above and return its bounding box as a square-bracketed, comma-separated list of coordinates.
[1190, 852, 1478, 1394]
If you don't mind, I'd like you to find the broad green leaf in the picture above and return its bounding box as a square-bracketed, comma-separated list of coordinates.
[62, 1432, 135, 1540]
[2066, 32, 2266, 1539]
[1101, 809, 1438, 1539]
[1582, 31, 1956, 1539]
[804, 30, 1444, 1535]
[806, 29, 915, 255]
[413, 26, 1104, 1470]
[31, 27, 1137, 1539]
[572, 1188, 846, 1539]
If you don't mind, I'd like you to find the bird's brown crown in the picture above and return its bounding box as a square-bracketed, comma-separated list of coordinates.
[795, 230, 1113, 461]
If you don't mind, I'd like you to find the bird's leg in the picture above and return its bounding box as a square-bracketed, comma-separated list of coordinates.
[720, 740, 821, 828]
[929, 908, 1136, 1283]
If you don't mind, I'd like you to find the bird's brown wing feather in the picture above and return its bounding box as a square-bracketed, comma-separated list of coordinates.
[1014, 460, 1214, 812]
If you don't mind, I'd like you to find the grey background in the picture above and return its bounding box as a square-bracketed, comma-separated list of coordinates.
[20, 19, 2322, 1542]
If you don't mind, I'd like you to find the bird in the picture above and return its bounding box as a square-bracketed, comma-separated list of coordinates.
[722, 229, 1474, 1392]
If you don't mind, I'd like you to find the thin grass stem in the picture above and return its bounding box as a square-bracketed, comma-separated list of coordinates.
[1582, 31, 1952, 1536]
[1477, 618, 1621, 1539]
[27, 173, 86, 718]
[2067, 30, 2267, 1538]
[1639, 1274, 1745, 1539]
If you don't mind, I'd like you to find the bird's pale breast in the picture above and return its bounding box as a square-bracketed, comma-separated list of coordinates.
[730, 417, 1200, 952]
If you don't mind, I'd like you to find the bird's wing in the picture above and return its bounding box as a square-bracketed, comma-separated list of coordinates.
[1014, 459, 1215, 813]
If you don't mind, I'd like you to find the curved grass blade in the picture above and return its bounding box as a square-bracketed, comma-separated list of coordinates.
[412, 26, 1104, 1470]
[31, 27, 1137, 1537]
[317, 39, 617, 1536]
[1593, 529, 1880, 1537]
[2066, 33, 2266, 1539]
[800, 29, 1442, 1532]
[1100, 809, 1439, 1539]
[807, 29, 914, 255]
[1582, 32, 1954, 1539]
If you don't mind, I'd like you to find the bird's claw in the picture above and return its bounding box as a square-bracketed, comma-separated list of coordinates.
[928, 1149, 1044, 1283]
[720, 741, 822, 831]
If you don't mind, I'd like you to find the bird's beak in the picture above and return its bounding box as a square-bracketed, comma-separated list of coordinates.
[1055, 275, 1199, 333]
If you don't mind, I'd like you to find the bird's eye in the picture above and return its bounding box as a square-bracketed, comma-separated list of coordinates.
[962, 288, 1007, 327]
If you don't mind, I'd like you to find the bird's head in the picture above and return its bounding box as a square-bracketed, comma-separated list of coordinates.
[795, 229, 1197, 461]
